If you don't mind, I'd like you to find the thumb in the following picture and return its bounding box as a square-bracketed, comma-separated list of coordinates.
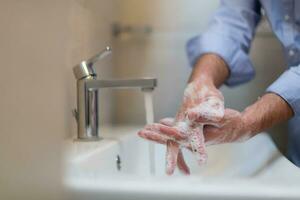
[186, 98, 224, 124]
[159, 117, 175, 127]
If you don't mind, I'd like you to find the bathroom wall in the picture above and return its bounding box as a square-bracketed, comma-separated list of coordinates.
[112, 0, 220, 124]
[112, 1, 287, 150]
[0, 1, 289, 199]
[0, 0, 116, 199]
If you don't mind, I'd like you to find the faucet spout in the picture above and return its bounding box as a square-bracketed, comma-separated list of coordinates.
[86, 78, 157, 91]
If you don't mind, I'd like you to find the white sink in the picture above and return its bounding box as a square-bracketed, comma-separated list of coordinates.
[64, 126, 300, 200]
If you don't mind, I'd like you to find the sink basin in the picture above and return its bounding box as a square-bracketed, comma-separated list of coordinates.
[64, 126, 300, 200]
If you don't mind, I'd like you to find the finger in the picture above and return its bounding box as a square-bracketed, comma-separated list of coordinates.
[181, 142, 193, 151]
[204, 126, 244, 146]
[200, 108, 233, 128]
[166, 140, 180, 175]
[186, 96, 224, 123]
[203, 124, 231, 146]
[137, 130, 169, 145]
[177, 149, 190, 175]
[189, 127, 207, 165]
[159, 117, 175, 127]
[187, 105, 224, 124]
[145, 123, 187, 140]
[203, 109, 242, 146]
[138, 129, 194, 149]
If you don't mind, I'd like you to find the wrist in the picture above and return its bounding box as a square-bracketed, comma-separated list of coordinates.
[240, 93, 294, 136]
[241, 108, 257, 136]
[190, 76, 215, 89]
[189, 53, 229, 88]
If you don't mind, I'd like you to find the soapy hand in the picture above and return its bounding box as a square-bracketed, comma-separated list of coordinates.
[138, 79, 225, 175]
[154, 108, 250, 145]
[204, 108, 251, 145]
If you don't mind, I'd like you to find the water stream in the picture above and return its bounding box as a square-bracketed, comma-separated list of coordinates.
[143, 90, 155, 175]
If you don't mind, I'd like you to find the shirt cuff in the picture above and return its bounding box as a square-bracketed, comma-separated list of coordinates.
[266, 66, 300, 116]
[186, 33, 255, 86]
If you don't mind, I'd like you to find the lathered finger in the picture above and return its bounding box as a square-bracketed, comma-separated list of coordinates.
[138, 129, 193, 151]
[144, 123, 187, 140]
[137, 130, 169, 145]
[159, 117, 175, 127]
[177, 149, 190, 175]
[166, 140, 180, 175]
[189, 127, 208, 165]
[187, 97, 224, 124]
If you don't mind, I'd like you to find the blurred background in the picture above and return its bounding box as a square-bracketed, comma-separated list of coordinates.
[0, 0, 287, 199]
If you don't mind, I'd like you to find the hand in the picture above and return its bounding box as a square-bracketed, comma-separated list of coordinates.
[176, 79, 225, 123]
[203, 93, 294, 145]
[138, 79, 225, 175]
[138, 108, 252, 175]
[204, 108, 251, 145]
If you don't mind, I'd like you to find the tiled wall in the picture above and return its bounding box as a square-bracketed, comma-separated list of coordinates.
[0, 0, 116, 199]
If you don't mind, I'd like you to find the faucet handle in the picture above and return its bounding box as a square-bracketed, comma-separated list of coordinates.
[73, 46, 112, 80]
[86, 46, 112, 67]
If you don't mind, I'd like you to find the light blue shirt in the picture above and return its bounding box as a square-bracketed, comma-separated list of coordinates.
[186, 0, 300, 166]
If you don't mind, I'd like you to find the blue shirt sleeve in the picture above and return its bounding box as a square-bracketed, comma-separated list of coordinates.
[266, 65, 300, 116]
[186, 0, 261, 86]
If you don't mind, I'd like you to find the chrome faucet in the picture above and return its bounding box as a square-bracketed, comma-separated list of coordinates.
[72, 46, 157, 141]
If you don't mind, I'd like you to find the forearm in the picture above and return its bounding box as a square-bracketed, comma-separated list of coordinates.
[188, 53, 229, 88]
[242, 93, 294, 135]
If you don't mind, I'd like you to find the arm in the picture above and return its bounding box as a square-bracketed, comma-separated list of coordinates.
[188, 53, 229, 88]
[243, 93, 294, 135]
[138, 0, 263, 175]
[187, 0, 261, 87]
[190, 1, 300, 144]
[184, 0, 263, 124]
[204, 93, 294, 145]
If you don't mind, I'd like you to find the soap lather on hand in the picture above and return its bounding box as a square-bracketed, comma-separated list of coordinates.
[138, 79, 225, 175]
